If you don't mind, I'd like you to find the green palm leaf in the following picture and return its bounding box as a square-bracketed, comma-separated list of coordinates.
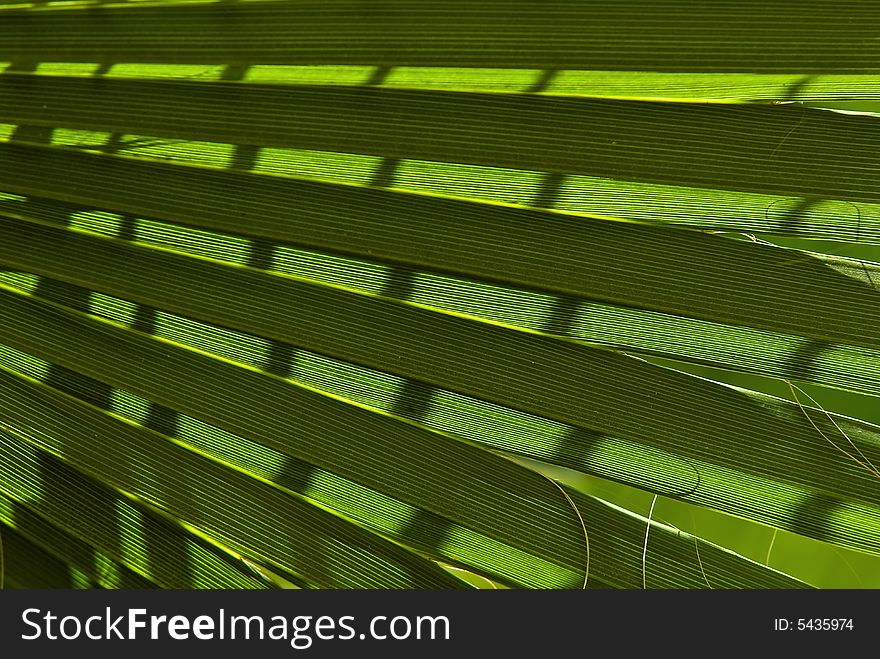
[2, 77, 880, 240]
[1, 0, 878, 589]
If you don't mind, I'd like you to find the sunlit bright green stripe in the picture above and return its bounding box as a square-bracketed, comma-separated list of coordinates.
[0, 335, 50, 380]
[5, 266, 792, 584]
[0, 367, 466, 589]
[0, 0, 295, 9]
[569, 488, 805, 589]
[69, 210, 124, 236]
[0, 282, 699, 498]
[89, 292, 138, 326]
[436, 526, 573, 588]
[5, 77, 880, 211]
[384, 69, 880, 101]
[553, 175, 880, 241]
[271, 246, 391, 294]
[0, 349, 463, 588]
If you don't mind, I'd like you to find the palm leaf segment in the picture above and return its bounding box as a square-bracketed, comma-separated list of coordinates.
[0, 0, 878, 589]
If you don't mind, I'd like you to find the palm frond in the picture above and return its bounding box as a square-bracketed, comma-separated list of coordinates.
[1, 0, 878, 589]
